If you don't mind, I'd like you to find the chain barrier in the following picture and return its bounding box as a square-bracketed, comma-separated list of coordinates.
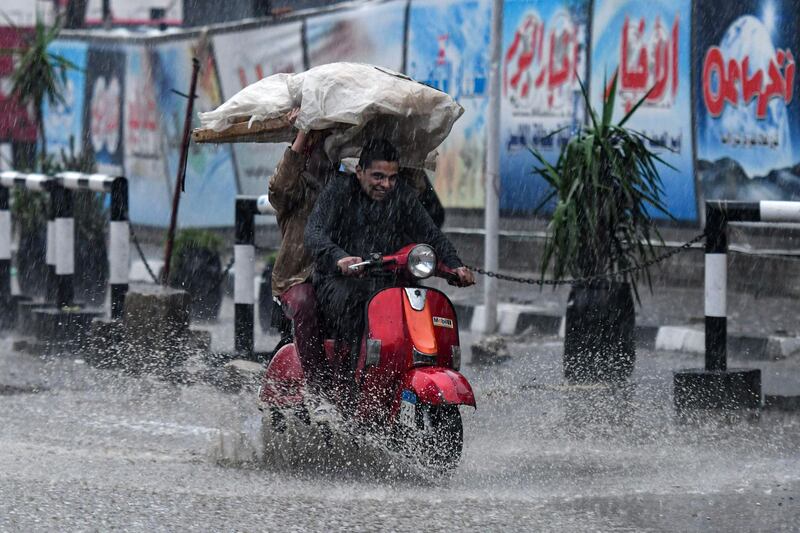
[129, 225, 236, 297]
[129, 225, 160, 284]
[466, 232, 707, 286]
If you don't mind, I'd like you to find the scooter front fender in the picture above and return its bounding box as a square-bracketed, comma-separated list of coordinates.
[400, 367, 476, 407]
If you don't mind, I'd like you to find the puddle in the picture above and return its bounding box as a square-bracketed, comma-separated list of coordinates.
[0, 384, 46, 396]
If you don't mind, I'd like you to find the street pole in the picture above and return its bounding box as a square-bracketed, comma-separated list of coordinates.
[161, 57, 200, 286]
[483, 0, 503, 334]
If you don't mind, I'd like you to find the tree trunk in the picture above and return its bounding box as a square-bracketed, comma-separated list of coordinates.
[65, 0, 89, 29]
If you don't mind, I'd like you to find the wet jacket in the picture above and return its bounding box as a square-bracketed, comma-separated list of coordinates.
[268, 147, 329, 297]
[304, 174, 463, 278]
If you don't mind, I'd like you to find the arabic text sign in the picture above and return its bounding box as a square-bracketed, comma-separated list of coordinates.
[500, 0, 589, 213]
[694, 0, 800, 203]
[591, 0, 696, 220]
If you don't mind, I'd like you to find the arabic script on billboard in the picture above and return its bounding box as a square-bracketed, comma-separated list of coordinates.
[499, 0, 589, 214]
[590, 0, 696, 220]
[695, 0, 800, 203]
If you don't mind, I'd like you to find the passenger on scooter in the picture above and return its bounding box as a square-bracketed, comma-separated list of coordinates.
[266, 109, 338, 390]
[304, 138, 475, 353]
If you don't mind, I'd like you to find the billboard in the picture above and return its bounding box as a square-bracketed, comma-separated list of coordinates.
[591, 0, 696, 220]
[407, 0, 492, 209]
[500, 0, 589, 214]
[213, 22, 305, 196]
[83, 45, 126, 175]
[42, 40, 88, 160]
[123, 45, 171, 226]
[151, 38, 238, 227]
[306, 0, 406, 72]
[695, 0, 799, 203]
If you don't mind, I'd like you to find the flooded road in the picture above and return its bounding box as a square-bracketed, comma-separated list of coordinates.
[1, 332, 798, 531]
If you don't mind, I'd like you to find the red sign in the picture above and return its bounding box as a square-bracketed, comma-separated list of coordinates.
[0, 27, 36, 143]
[503, 12, 581, 113]
[605, 15, 680, 112]
[702, 46, 795, 119]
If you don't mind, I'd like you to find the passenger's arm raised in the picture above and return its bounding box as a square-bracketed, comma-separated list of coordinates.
[267, 109, 306, 216]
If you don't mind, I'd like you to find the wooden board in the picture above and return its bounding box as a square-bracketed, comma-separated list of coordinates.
[191, 115, 295, 144]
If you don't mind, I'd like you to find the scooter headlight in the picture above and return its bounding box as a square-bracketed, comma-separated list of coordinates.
[407, 244, 436, 279]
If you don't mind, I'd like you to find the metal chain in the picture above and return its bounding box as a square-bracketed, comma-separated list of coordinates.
[129, 223, 236, 296]
[466, 232, 707, 286]
[129, 225, 160, 284]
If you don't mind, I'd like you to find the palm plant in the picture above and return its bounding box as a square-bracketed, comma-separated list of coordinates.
[2, 15, 78, 160]
[531, 73, 672, 298]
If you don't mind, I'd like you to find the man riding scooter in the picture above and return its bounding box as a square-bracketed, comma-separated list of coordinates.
[263, 120, 451, 398]
[305, 138, 474, 364]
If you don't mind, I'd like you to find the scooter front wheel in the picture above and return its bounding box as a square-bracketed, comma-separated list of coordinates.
[401, 404, 463, 474]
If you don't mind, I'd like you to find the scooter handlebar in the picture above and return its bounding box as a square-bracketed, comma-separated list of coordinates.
[347, 260, 372, 271]
[436, 263, 462, 285]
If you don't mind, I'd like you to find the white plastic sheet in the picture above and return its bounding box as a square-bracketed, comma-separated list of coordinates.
[198, 62, 464, 167]
[198, 73, 295, 132]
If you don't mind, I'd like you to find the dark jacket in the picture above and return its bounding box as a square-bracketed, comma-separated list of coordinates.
[304, 175, 463, 278]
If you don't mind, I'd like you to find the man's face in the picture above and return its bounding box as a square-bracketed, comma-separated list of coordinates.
[356, 160, 400, 201]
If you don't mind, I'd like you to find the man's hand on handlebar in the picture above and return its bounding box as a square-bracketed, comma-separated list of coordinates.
[337, 256, 365, 276]
[452, 266, 475, 287]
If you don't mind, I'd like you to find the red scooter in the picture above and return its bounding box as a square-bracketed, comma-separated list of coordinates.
[258, 243, 476, 472]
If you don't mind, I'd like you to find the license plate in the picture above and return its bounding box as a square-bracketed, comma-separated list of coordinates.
[399, 390, 417, 428]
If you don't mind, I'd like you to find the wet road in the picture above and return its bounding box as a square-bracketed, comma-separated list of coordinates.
[1, 331, 799, 532]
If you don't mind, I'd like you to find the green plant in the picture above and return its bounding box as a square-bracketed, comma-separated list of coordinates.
[171, 229, 224, 271]
[1, 14, 78, 160]
[264, 250, 278, 266]
[531, 74, 672, 297]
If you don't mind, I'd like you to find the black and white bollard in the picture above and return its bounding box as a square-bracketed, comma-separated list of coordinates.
[46, 192, 57, 303]
[0, 171, 56, 307]
[234, 195, 272, 359]
[0, 186, 10, 325]
[671, 200, 800, 410]
[58, 172, 130, 318]
[52, 183, 75, 308]
[109, 177, 130, 319]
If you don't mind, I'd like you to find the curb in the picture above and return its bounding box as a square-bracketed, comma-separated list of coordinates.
[454, 303, 800, 361]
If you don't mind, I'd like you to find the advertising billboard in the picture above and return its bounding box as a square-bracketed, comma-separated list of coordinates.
[152, 37, 238, 227]
[306, 0, 406, 72]
[407, 0, 492, 209]
[123, 45, 171, 226]
[83, 44, 126, 175]
[500, 0, 589, 214]
[591, 0, 696, 220]
[695, 0, 799, 203]
[42, 40, 88, 160]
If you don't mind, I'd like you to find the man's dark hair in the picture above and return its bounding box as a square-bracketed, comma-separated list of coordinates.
[358, 138, 399, 170]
